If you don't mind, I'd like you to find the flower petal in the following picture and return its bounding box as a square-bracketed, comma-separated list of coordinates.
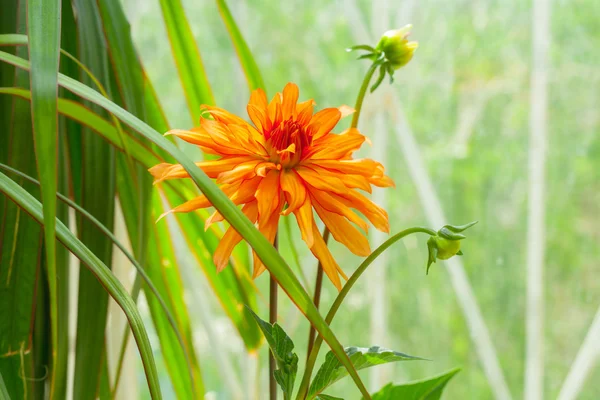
[307, 108, 341, 140]
[313, 201, 371, 257]
[292, 198, 314, 248]
[252, 210, 281, 278]
[280, 169, 306, 215]
[308, 217, 342, 290]
[213, 201, 259, 271]
[255, 169, 282, 224]
[281, 82, 299, 121]
[309, 189, 368, 232]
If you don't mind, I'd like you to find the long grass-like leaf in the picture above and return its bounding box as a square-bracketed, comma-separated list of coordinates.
[215, 0, 265, 91]
[0, 170, 162, 399]
[158, 0, 214, 123]
[27, 2, 61, 397]
[0, 49, 371, 398]
[0, 163, 190, 386]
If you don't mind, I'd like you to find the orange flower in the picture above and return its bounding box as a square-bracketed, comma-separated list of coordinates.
[150, 83, 394, 289]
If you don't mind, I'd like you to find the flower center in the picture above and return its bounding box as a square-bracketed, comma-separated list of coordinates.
[266, 118, 311, 168]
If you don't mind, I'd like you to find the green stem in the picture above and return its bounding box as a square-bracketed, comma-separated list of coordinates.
[295, 227, 436, 400]
[302, 60, 381, 377]
[350, 62, 380, 129]
[270, 234, 279, 400]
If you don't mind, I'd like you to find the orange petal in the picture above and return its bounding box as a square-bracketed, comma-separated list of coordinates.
[204, 209, 224, 231]
[267, 93, 283, 127]
[295, 99, 315, 124]
[308, 159, 381, 177]
[307, 108, 341, 140]
[255, 169, 282, 224]
[280, 169, 306, 214]
[216, 160, 262, 184]
[295, 166, 347, 195]
[309, 189, 368, 232]
[281, 83, 299, 121]
[247, 103, 268, 133]
[308, 128, 366, 160]
[337, 190, 390, 233]
[292, 198, 314, 248]
[229, 176, 263, 204]
[338, 105, 355, 118]
[158, 194, 212, 220]
[252, 210, 281, 278]
[308, 218, 342, 290]
[213, 202, 259, 271]
[201, 105, 248, 126]
[313, 202, 371, 257]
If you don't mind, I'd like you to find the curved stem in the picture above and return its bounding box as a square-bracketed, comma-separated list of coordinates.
[302, 61, 381, 379]
[296, 227, 436, 400]
[350, 62, 379, 129]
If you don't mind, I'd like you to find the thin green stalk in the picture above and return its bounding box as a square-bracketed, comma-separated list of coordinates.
[269, 234, 279, 400]
[296, 227, 436, 400]
[0, 163, 192, 395]
[304, 60, 380, 366]
[350, 62, 379, 129]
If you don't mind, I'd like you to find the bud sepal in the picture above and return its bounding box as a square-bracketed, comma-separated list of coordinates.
[426, 221, 478, 274]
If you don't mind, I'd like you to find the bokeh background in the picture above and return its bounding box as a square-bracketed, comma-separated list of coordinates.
[113, 0, 599, 398]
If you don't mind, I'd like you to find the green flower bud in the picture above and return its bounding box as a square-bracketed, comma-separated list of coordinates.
[376, 25, 418, 70]
[426, 221, 478, 274]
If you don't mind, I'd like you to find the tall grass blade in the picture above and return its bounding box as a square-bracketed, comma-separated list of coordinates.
[0, 171, 162, 399]
[27, 1, 61, 396]
[215, 0, 265, 91]
[158, 0, 215, 123]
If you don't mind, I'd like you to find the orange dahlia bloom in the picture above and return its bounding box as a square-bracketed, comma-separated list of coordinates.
[150, 83, 393, 289]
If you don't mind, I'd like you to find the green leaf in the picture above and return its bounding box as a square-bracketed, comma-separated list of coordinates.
[216, 0, 265, 91]
[370, 368, 460, 400]
[442, 221, 478, 233]
[0, 8, 40, 398]
[308, 347, 424, 399]
[315, 395, 343, 400]
[248, 309, 298, 400]
[27, 2, 61, 397]
[346, 44, 376, 52]
[158, 0, 214, 123]
[0, 48, 371, 398]
[370, 64, 387, 93]
[0, 372, 10, 400]
[0, 87, 162, 168]
[0, 170, 162, 399]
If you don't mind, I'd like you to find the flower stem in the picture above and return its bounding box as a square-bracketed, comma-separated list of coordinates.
[303, 61, 381, 373]
[305, 228, 329, 363]
[350, 62, 380, 129]
[296, 227, 436, 400]
[269, 234, 279, 400]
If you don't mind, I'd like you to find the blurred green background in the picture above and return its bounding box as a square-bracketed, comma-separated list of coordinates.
[117, 0, 600, 399]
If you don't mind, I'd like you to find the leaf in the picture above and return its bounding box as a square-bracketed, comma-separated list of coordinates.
[0, 8, 40, 398]
[0, 48, 370, 398]
[0, 372, 10, 400]
[248, 309, 298, 399]
[0, 170, 162, 399]
[158, 0, 214, 123]
[216, 0, 265, 91]
[346, 44, 376, 52]
[315, 395, 343, 400]
[0, 87, 162, 168]
[370, 368, 460, 400]
[27, 1, 61, 397]
[308, 346, 424, 398]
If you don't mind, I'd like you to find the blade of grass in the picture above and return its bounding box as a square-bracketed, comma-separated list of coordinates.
[157, 0, 215, 123]
[0, 170, 162, 399]
[0, 6, 40, 397]
[69, 1, 117, 395]
[27, 2, 61, 397]
[0, 49, 372, 399]
[215, 0, 265, 91]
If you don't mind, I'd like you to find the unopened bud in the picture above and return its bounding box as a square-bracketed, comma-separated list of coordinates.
[376, 25, 418, 70]
[426, 221, 478, 274]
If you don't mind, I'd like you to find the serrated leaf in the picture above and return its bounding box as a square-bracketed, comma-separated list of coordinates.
[370, 368, 460, 400]
[248, 309, 298, 399]
[308, 346, 424, 398]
